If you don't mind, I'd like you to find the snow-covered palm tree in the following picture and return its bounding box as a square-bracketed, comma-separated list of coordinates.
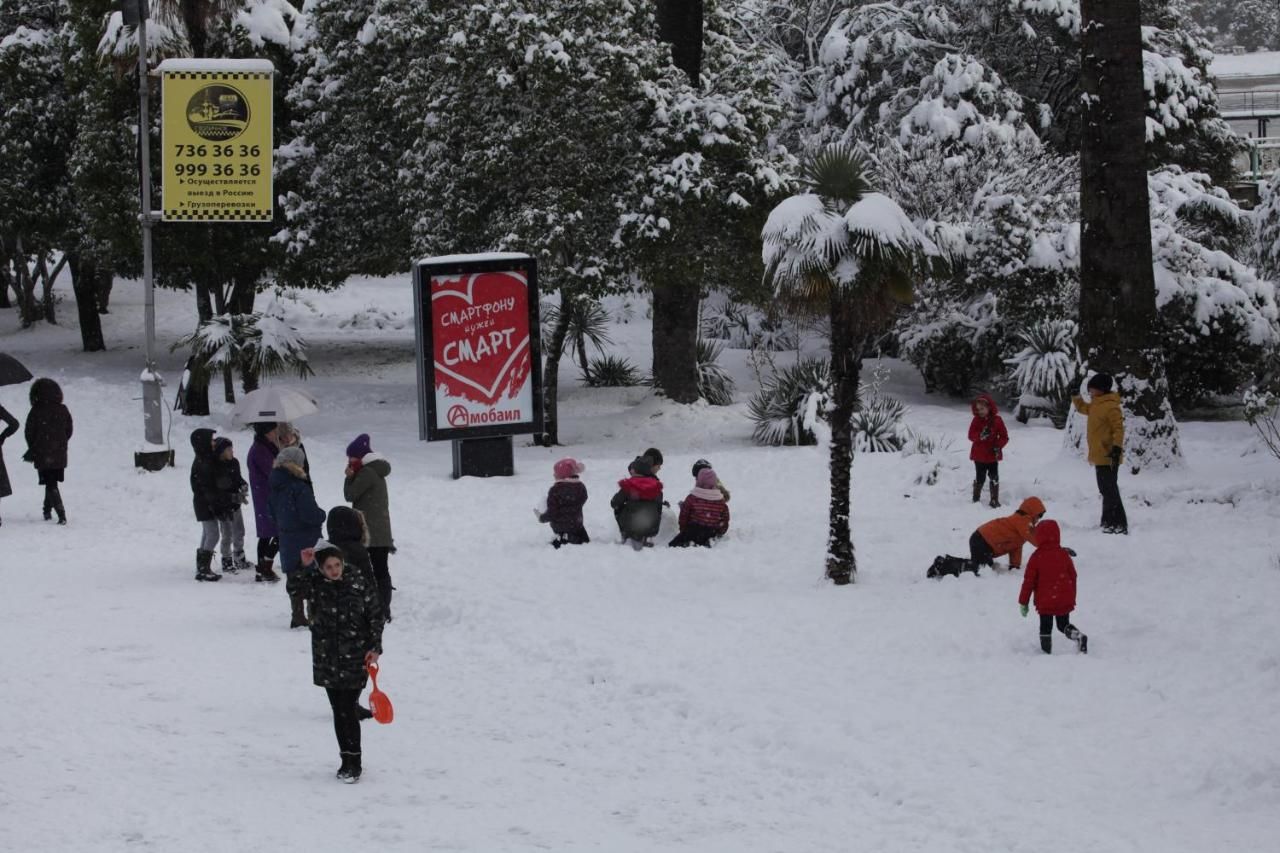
[763, 146, 937, 585]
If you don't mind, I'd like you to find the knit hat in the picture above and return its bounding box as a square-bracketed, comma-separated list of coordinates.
[553, 457, 585, 480]
[252, 421, 277, 438]
[695, 468, 718, 490]
[313, 538, 344, 566]
[276, 446, 307, 468]
[213, 437, 233, 457]
[643, 447, 664, 467]
[628, 455, 654, 478]
[691, 458, 712, 477]
[1086, 373, 1113, 393]
[346, 433, 372, 460]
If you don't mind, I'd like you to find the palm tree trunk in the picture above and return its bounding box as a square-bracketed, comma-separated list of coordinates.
[826, 292, 862, 584]
[1079, 0, 1179, 467]
[651, 274, 702, 403]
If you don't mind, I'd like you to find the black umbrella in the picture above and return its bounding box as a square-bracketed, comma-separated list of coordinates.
[0, 353, 33, 387]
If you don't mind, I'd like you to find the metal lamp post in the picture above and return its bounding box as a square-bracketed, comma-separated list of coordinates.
[124, 0, 171, 471]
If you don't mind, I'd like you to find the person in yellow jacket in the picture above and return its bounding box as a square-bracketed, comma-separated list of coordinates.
[1071, 373, 1128, 534]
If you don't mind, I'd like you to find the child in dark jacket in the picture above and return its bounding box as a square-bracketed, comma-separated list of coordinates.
[968, 392, 1009, 508]
[611, 455, 663, 548]
[1017, 520, 1088, 654]
[669, 468, 730, 547]
[538, 457, 589, 547]
[212, 437, 252, 574]
[189, 428, 223, 582]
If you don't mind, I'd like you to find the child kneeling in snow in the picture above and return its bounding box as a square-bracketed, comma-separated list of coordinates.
[928, 496, 1045, 577]
[1017, 520, 1088, 654]
[611, 455, 663, 548]
[669, 467, 730, 547]
[690, 458, 730, 501]
[537, 457, 589, 547]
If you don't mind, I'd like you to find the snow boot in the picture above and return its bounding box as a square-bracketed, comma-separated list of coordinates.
[42, 504, 52, 521]
[1066, 625, 1088, 654]
[337, 752, 362, 783]
[289, 593, 309, 629]
[1039, 633, 1052, 654]
[221, 555, 238, 574]
[53, 502, 66, 525]
[971, 481, 981, 503]
[195, 549, 222, 582]
[232, 552, 253, 573]
[988, 482, 1000, 509]
[255, 559, 280, 583]
[358, 705, 374, 721]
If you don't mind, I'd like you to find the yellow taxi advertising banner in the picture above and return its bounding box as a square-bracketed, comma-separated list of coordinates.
[161, 65, 273, 222]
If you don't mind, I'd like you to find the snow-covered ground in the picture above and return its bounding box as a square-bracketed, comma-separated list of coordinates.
[1, 276, 1279, 852]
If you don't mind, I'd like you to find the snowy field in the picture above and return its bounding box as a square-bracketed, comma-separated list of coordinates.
[2, 275, 1279, 853]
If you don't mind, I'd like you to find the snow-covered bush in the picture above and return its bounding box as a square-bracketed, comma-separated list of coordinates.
[1243, 386, 1280, 463]
[584, 356, 644, 388]
[852, 396, 908, 453]
[696, 340, 736, 406]
[1006, 319, 1079, 426]
[748, 358, 832, 446]
[701, 301, 800, 351]
[177, 296, 313, 382]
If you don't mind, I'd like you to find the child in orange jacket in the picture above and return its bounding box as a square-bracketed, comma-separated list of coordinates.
[970, 496, 1045, 572]
[1017, 519, 1088, 654]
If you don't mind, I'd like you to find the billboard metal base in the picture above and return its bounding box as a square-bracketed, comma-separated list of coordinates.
[451, 436, 514, 479]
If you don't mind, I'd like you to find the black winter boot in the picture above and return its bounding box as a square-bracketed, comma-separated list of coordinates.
[221, 555, 237, 574]
[337, 751, 362, 783]
[42, 504, 52, 521]
[54, 504, 66, 525]
[989, 482, 1001, 509]
[195, 549, 222, 582]
[1039, 633, 1052, 654]
[289, 593, 308, 629]
[255, 559, 280, 583]
[971, 481, 982, 503]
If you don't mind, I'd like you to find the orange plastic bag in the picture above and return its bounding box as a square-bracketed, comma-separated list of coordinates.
[366, 661, 394, 724]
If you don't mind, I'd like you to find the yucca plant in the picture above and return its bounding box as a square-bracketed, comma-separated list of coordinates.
[748, 358, 834, 446]
[1007, 319, 1078, 427]
[584, 355, 644, 387]
[696, 339, 735, 406]
[544, 297, 613, 383]
[852, 396, 908, 453]
[763, 144, 938, 584]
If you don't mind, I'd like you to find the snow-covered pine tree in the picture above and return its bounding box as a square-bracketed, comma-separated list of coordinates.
[624, 0, 793, 403]
[278, 0, 428, 288]
[0, 0, 71, 327]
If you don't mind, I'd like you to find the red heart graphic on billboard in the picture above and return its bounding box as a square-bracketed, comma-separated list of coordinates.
[431, 271, 532, 407]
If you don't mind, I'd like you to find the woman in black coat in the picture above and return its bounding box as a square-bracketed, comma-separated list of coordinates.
[24, 378, 72, 524]
[0, 402, 19, 525]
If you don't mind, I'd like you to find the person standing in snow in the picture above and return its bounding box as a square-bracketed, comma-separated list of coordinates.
[212, 437, 253, 574]
[189, 428, 224, 582]
[270, 445, 327, 628]
[297, 540, 385, 783]
[968, 392, 1009, 508]
[1, 401, 21, 526]
[343, 433, 396, 620]
[1071, 373, 1128, 534]
[970, 496, 1046, 573]
[246, 423, 283, 583]
[611, 455, 663, 548]
[668, 467, 730, 548]
[1017, 519, 1088, 654]
[23, 377, 72, 525]
[537, 457, 589, 547]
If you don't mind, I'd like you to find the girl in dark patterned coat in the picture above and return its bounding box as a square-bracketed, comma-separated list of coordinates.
[668, 467, 730, 548]
[23, 377, 72, 524]
[297, 539, 385, 783]
[537, 457, 588, 547]
[0, 402, 18, 526]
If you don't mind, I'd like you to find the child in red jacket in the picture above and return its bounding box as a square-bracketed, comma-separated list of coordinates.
[1017, 520, 1088, 654]
[969, 392, 1009, 508]
[611, 455, 663, 549]
[668, 467, 730, 547]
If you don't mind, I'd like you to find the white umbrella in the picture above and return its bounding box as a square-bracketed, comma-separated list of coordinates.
[230, 386, 320, 425]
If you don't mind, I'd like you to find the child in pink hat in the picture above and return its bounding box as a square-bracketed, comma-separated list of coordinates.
[668, 467, 730, 547]
[537, 458, 589, 547]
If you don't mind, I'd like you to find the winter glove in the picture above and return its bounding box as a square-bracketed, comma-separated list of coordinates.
[1109, 446, 1122, 468]
[1064, 548, 1077, 557]
[1020, 603, 1029, 617]
[980, 426, 991, 440]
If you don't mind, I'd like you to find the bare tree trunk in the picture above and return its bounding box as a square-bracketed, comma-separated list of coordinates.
[68, 253, 107, 352]
[13, 237, 40, 328]
[0, 254, 11, 309]
[1079, 0, 1179, 468]
[651, 274, 702, 403]
[95, 268, 113, 313]
[37, 254, 62, 325]
[825, 292, 862, 585]
[537, 290, 574, 447]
